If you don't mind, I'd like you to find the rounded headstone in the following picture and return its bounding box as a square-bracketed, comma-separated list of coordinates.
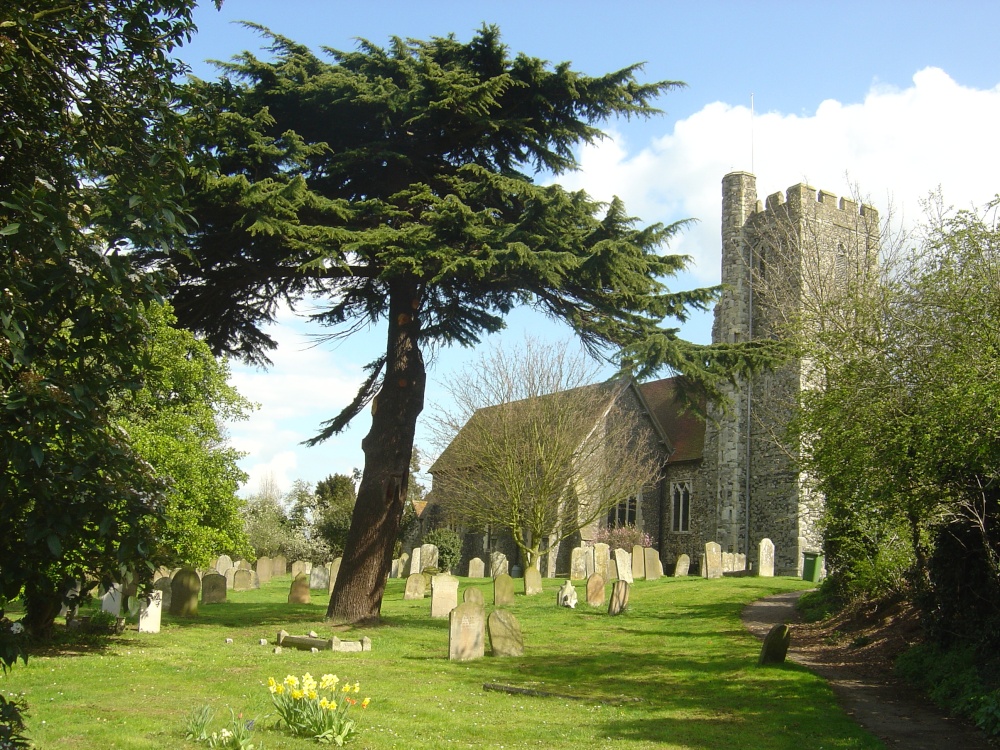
[287, 573, 311, 604]
[169, 567, 200, 617]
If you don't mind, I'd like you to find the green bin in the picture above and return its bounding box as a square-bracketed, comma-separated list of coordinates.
[802, 552, 823, 582]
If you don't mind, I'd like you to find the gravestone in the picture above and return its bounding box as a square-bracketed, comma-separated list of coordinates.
[101, 584, 122, 617]
[271, 555, 287, 577]
[586, 573, 605, 607]
[722, 552, 735, 573]
[309, 564, 330, 591]
[448, 601, 485, 661]
[703, 542, 723, 579]
[698, 556, 706, 577]
[759, 623, 791, 665]
[644, 548, 662, 581]
[584, 547, 595, 578]
[235, 559, 252, 571]
[250, 570, 261, 589]
[255, 557, 272, 585]
[735, 553, 747, 572]
[290, 560, 311, 578]
[557, 580, 577, 608]
[490, 552, 508, 577]
[403, 573, 427, 600]
[409, 547, 422, 576]
[233, 568, 254, 592]
[390, 558, 400, 579]
[224, 567, 236, 590]
[169, 567, 200, 617]
[138, 591, 162, 633]
[287, 573, 311, 604]
[570, 547, 587, 581]
[615, 548, 634, 584]
[631, 544, 645, 580]
[758, 538, 775, 578]
[463, 587, 485, 606]
[201, 572, 227, 604]
[488, 609, 524, 657]
[397, 552, 410, 578]
[153, 576, 172, 611]
[154, 566, 172, 581]
[430, 573, 459, 618]
[673, 554, 691, 577]
[493, 573, 515, 606]
[592, 543, 612, 582]
[608, 580, 630, 616]
[328, 558, 342, 593]
[468, 557, 485, 578]
[215, 554, 233, 575]
[523, 567, 543, 596]
[420, 543, 440, 571]
[510, 565, 522, 579]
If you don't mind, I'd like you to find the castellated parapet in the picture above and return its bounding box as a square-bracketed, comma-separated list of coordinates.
[699, 172, 879, 576]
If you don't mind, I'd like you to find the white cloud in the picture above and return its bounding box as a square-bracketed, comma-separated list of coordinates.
[561, 67, 1000, 283]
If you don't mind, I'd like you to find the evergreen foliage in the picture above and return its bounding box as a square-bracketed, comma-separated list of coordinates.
[145, 26, 730, 623]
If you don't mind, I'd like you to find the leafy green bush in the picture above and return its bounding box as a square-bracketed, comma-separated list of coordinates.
[420, 529, 463, 573]
[0, 693, 30, 750]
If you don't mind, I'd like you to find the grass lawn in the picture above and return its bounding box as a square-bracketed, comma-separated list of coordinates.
[1, 574, 882, 749]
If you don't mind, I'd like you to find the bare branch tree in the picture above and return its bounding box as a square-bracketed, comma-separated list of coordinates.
[428, 339, 663, 571]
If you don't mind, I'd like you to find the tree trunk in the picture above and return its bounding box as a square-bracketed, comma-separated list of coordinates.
[326, 279, 425, 625]
[23, 575, 62, 640]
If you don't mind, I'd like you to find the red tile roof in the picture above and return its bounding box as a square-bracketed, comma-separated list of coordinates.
[638, 377, 706, 463]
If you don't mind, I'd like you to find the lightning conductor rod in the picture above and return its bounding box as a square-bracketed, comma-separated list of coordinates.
[750, 93, 755, 175]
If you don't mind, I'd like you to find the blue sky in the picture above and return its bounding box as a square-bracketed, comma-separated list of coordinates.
[178, 1, 1000, 495]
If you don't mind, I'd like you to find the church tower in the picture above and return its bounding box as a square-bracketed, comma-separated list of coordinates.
[700, 172, 880, 574]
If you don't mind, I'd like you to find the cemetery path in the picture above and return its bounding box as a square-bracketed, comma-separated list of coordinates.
[742, 591, 994, 750]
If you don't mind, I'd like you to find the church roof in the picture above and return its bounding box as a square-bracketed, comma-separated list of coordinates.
[637, 377, 705, 463]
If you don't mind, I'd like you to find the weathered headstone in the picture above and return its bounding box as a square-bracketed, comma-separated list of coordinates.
[523, 567, 543, 596]
[431, 573, 459, 618]
[403, 573, 427, 600]
[271, 555, 287, 577]
[409, 547, 422, 576]
[703, 542, 723, 579]
[488, 609, 524, 657]
[592, 543, 612, 582]
[397, 552, 410, 578]
[153, 576, 173, 611]
[584, 547, 595, 578]
[255, 557, 272, 584]
[169, 567, 200, 617]
[557, 580, 577, 608]
[698, 555, 706, 577]
[468, 557, 485, 578]
[631, 544, 645, 580]
[138, 591, 162, 633]
[154, 565, 172, 581]
[250, 570, 261, 589]
[290, 560, 311, 578]
[644, 548, 662, 581]
[224, 567, 236, 590]
[233, 568, 254, 592]
[329, 558, 342, 593]
[735, 553, 747, 572]
[608, 579, 630, 616]
[570, 547, 587, 581]
[448, 601, 485, 661]
[309, 564, 331, 591]
[490, 551, 508, 577]
[758, 538, 775, 578]
[586, 573, 605, 607]
[510, 565, 522, 579]
[493, 573, 515, 606]
[615, 548, 634, 584]
[390, 558, 400, 579]
[673, 554, 691, 577]
[287, 573, 311, 604]
[759, 623, 791, 665]
[215, 554, 233, 575]
[101, 584, 122, 617]
[463, 587, 485, 606]
[201, 572, 227, 604]
[420, 543, 440, 572]
[722, 551, 735, 573]
[235, 559, 252, 571]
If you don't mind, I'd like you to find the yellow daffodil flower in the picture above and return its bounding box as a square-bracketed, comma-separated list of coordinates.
[353, 682, 360, 693]
[291, 689, 304, 700]
[362, 697, 371, 709]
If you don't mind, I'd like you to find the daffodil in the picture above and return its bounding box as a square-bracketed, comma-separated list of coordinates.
[275, 684, 285, 695]
[284, 675, 299, 688]
[291, 689, 304, 700]
[362, 697, 371, 709]
[327, 701, 337, 711]
[320, 674, 338, 690]
[342, 684, 351, 693]
[353, 682, 360, 693]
